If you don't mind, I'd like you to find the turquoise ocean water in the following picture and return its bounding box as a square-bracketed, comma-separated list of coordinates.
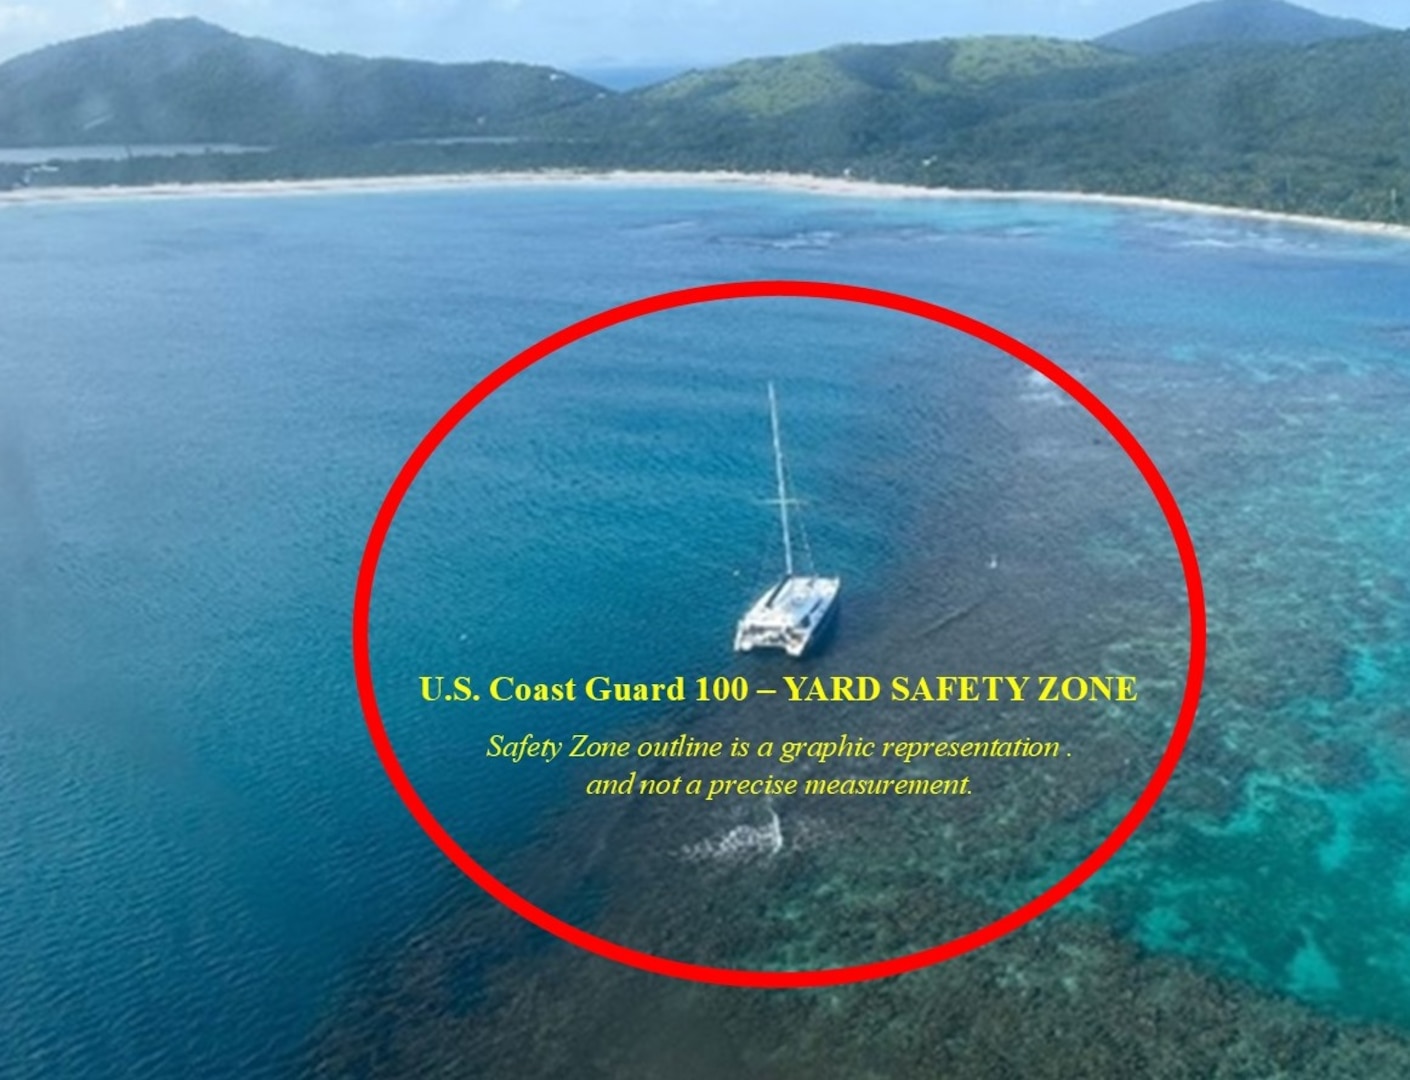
[3, 185, 1410, 1076]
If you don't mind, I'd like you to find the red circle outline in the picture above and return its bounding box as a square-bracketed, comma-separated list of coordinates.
[352, 280, 1206, 989]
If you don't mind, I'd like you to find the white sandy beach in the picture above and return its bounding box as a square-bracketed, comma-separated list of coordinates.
[4, 168, 1410, 242]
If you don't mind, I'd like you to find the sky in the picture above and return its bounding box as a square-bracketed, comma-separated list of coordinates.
[0, 0, 1405, 68]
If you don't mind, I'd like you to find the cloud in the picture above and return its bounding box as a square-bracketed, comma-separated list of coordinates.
[0, 3, 47, 33]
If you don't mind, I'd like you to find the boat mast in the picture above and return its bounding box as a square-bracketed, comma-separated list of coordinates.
[768, 381, 795, 578]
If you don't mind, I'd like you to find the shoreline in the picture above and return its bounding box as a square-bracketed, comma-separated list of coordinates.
[4, 167, 1410, 241]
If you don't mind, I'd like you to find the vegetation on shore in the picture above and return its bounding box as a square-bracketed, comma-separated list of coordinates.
[2, 9, 1407, 225]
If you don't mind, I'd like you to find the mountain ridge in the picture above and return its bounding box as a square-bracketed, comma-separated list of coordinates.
[1, 6, 1406, 226]
[1095, 0, 1388, 55]
[0, 16, 606, 146]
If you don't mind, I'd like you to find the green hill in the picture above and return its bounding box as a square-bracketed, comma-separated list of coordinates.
[0, 17, 606, 146]
[3, 11, 1408, 226]
[540, 37, 1136, 173]
[938, 32, 1410, 217]
[533, 26, 1408, 222]
[638, 38, 1128, 116]
[1096, 0, 1388, 55]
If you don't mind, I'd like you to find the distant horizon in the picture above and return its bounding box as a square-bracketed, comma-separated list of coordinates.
[0, 0, 1404, 70]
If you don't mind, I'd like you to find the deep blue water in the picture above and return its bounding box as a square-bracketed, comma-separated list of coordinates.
[3, 184, 1410, 1076]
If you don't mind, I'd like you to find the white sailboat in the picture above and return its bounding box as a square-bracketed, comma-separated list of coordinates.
[733, 383, 840, 658]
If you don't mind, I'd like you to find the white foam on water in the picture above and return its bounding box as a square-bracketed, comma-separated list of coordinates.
[681, 805, 784, 862]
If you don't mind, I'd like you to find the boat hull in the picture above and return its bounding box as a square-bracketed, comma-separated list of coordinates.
[733, 575, 841, 658]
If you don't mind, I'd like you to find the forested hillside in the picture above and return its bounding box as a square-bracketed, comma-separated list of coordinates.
[2, 7, 1406, 225]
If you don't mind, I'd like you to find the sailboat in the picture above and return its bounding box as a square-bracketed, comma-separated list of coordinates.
[733, 383, 841, 658]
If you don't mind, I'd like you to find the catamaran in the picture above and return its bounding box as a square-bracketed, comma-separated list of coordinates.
[733, 383, 840, 658]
